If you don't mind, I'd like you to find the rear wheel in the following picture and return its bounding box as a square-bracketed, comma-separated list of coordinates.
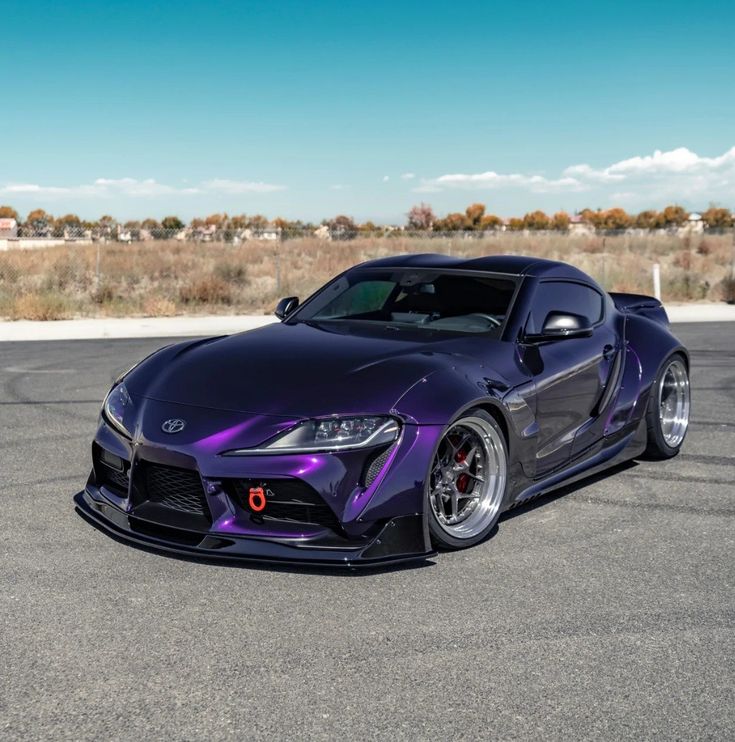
[427, 410, 508, 549]
[645, 354, 690, 459]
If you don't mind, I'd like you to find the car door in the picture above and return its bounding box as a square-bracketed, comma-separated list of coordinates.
[520, 280, 618, 477]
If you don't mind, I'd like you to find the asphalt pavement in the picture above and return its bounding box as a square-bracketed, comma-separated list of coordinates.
[1, 324, 733, 740]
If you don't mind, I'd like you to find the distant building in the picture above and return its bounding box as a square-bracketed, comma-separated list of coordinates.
[569, 214, 594, 236]
[0, 218, 18, 238]
[684, 212, 704, 233]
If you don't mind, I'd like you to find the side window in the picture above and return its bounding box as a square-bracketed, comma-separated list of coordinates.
[527, 281, 603, 333]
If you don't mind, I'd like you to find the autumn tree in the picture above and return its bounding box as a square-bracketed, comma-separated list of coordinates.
[480, 214, 503, 230]
[599, 208, 632, 231]
[551, 211, 570, 230]
[435, 212, 466, 232]
[464, 203, 486, 230]
[56, 213, 82, 226]
[507, 217, 524, 231]
[659, 205, 688, 227]
[327, 215, 358, 240]
[25, 209, 52, 235]
[205, 213, 226, 227]
[161, 216, 184, 230]
[229, 214, 248, 229]
[522, 210, 551, 230]
[406, 203, 435, 230]
[635, 210, 659, 229]
[701, 207, 733, 229]
[0, 205, 19, 220]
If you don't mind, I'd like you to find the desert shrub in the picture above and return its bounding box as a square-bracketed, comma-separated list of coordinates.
[179, 276, 233, 305]
[93, 282, 117, 304]
[718, 275, 735, 303]
[214, 262, 248, 283]
[11, 292, 73, 320]
[142, 297, 178, 316]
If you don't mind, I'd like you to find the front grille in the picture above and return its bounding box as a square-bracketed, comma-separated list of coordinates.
[144, 464, 211, 520]
[228, 478, 341, 532]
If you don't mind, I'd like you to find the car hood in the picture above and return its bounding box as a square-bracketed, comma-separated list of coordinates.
[124, 320, 489, 419]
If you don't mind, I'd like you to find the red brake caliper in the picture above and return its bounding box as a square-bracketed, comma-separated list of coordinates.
[455, 448, 470, 493]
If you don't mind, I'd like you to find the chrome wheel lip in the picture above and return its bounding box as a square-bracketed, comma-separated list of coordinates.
[428, 416, 507, 539]
[658, 358, 690, 449]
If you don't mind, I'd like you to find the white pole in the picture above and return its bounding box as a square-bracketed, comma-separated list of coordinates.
[652, 262, 661, 301]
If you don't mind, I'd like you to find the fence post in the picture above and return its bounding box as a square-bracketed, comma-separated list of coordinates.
[95, 242, 101, 292]
[652, 263, 661, 301]
[601, 236, 606, 288]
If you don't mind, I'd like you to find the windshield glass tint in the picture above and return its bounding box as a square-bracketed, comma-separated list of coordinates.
[295, 269, 517, 334]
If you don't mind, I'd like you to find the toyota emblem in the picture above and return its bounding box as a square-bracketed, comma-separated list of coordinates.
[161, 418, 186, 434]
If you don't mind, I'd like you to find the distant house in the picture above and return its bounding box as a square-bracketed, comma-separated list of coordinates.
[684, 212, 704, 233]
[569, 214, 594, 236]
[0, 218, 18, 238]
[240, 224, 282, 241]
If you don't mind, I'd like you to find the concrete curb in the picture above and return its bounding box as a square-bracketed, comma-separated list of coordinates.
[0, 303, 733, 342]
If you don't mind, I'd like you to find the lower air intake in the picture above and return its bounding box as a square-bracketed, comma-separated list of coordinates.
[144, 464, 212, 520]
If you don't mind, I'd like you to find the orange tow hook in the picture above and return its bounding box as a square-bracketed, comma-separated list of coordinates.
[248, 486, 267, 512]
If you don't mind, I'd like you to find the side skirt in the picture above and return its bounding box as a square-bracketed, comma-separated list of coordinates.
[508, 416, 647, 510]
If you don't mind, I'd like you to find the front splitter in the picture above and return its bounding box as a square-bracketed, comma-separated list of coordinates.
[74, 490, 435, 569]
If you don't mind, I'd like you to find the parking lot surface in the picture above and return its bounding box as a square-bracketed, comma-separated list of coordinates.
[1, 323, 733, 740]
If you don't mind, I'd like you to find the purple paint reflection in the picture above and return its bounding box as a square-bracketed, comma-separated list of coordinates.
[195, 420, 257, 452]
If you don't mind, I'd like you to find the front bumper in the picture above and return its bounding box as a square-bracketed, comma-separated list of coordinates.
[75, 488, 433, 567]
[77, 402, 444, 567]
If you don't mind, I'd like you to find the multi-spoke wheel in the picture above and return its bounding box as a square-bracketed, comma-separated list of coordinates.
[645, 353, 690, 459]
[427, 410, 508, 549]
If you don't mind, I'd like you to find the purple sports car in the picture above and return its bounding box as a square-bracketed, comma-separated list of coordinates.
[76, 254, 690, 566]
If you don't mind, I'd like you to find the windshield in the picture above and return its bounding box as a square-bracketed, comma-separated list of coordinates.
[292, 269, 517, 335]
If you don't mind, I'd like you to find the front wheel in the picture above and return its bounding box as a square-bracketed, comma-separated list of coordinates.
[427, 410, 508, 550]
[645, 353, 690, 459]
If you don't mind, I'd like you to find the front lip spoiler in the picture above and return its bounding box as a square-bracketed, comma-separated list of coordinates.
[74, 490, 435, 570]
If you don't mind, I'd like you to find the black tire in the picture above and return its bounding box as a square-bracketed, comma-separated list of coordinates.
[644, 352, 690, 459]
[427, 409, 509, 550]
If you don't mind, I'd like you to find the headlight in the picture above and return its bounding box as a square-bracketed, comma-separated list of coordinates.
[225, 416, 400, 455]
[102, 383, 135, 437]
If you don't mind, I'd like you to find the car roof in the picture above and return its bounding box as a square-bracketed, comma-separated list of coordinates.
[359, 253, 592, 281]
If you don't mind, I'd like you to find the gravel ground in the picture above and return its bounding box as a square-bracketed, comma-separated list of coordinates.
[1, 323, 733, 741]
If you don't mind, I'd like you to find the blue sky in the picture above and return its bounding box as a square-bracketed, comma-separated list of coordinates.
[2, 0, 734, 223]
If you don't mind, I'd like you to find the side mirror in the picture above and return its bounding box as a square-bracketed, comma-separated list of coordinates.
[275, 296, 299, 320]
[524, 311, 593, 342]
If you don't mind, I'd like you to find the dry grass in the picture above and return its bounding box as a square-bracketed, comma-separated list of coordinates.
[0, 232, 733, 320]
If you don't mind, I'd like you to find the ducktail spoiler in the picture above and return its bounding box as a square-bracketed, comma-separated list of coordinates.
[609, 292, 669, 325]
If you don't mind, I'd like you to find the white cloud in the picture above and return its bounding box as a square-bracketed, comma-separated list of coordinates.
[382, 175, 390, 182]
[400, 172, 416, 180]
[0, 177, 285, 199]
[415, 146, 735, 205]
[415, 171, 583, 194]
[200, 178, 285, 194]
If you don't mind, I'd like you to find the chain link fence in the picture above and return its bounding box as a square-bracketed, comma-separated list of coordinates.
[1, 228, 734, 320]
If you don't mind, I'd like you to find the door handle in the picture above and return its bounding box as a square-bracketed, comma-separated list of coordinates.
[602, 344, 616, 360]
